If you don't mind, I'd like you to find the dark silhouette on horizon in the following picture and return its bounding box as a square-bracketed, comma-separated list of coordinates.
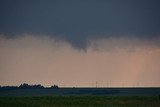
[0, 83, 59, 90]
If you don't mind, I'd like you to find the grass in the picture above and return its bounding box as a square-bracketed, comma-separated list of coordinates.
[0, 96, 160, 107]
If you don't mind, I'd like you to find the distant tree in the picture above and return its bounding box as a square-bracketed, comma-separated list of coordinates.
[50, 85, 59, 89]
[19, 83, 30, 89]
[19, 83, 44, 89]
[0, 83, 60, 90]
[31, 84, 44, 89]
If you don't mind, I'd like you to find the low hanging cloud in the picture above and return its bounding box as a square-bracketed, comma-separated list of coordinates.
[0, 34, 160, 87]
[1, 0, 160, 50]
[1, 33, 160, 53]
[89, 36, 160, 52]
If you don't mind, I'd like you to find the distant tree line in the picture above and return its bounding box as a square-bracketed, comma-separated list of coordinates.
[0, 83, 59, 90]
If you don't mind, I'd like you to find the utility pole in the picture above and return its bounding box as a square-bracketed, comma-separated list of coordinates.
[96, 81, 98, 88]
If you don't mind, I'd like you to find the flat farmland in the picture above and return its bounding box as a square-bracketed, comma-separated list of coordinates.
[0, 88, 160, 107]
[0, 96, 160, 107]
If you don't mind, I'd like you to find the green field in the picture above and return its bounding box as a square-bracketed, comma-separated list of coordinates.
[0, 96, 160, 107]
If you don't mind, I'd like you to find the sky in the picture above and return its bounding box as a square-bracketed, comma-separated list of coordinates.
[0, 0, 160, 87]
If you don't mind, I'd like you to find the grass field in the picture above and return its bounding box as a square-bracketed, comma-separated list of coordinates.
[0, 96, 160, 107]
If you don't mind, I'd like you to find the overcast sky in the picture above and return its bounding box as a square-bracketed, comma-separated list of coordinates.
[0, 0, 160, 87]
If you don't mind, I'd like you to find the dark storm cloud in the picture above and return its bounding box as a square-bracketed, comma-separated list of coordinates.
[0, 0, 160, 49]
